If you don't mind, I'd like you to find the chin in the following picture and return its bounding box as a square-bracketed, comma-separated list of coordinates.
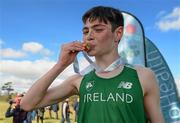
[86, 51, 95, 56]
[87, 53, 94, 56]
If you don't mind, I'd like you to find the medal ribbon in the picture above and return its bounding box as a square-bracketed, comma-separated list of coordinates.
[73, 51, 124, 75]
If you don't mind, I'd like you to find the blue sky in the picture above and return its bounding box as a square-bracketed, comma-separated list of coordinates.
[0, 0, 180, 93]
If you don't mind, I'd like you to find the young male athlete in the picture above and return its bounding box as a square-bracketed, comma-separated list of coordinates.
[21, 6, 164, 123]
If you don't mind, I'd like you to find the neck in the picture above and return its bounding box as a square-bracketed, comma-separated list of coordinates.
[95, 51, 120, 70]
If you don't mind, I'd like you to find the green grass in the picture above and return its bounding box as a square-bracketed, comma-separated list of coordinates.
[0, 101, 13, 123]
[0, 101, 76, 123]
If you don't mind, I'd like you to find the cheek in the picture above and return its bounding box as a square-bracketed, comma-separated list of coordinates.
[96, 32, 114, 46]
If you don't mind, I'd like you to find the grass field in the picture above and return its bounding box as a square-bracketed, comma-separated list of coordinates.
[0, 101, 76, 123]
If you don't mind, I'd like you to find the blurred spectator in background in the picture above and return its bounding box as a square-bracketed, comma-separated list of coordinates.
[52, 103, 59, 119]
[15, 93, 23, 105]
[5, 94, 27, 123]
[36, 107, 45, 123]
[61, 98, 71, 123]
[23, 110, 36, 123]
[46, 106, 52, 119]
[73, 98, 79, 123]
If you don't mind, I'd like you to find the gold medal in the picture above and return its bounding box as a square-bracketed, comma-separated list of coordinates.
[84, 43, 90, 52]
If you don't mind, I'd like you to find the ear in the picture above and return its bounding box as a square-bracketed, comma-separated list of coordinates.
[114, 26, 123, 43]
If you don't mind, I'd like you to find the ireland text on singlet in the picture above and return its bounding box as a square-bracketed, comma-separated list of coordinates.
[78, 65, 147, 123]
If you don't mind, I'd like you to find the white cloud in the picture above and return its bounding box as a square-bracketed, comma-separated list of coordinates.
[40, 48, 52, 56]
[0, 59, 56, 79]
[22, 42, 52, 56]
[156, 7, 180, 31]
[0, 48, 27, 58]
[0, 55, 94, 93]
[0, 41, 52, 59]
[22, 42, 43, 53]
[0, 59, 78, 93]
[0, 59, 56, 93]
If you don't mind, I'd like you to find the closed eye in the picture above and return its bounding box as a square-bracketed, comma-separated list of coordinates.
[94, 28, 104, 32]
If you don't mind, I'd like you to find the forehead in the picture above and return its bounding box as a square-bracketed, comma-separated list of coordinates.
[83, 19, 111, 28]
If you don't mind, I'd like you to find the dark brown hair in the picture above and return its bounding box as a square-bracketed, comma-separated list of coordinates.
[82, 6, 124, 32]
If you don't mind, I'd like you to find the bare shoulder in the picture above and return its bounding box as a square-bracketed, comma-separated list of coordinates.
[135, 65, 155, 77]
[68, 74, 83, 82]
[135, 65, 158, 95]
[66, 73, 83, 92]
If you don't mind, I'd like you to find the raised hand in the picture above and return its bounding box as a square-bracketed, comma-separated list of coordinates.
[57, 41, 85, 67]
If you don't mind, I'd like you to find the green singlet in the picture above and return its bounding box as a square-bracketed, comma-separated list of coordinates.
[78, 65, 147, 123]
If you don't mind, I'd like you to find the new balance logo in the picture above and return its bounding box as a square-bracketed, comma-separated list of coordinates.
[118, 81, 133, 89]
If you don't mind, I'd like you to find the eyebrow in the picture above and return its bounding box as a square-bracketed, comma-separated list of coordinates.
[82, 24, 107, 31]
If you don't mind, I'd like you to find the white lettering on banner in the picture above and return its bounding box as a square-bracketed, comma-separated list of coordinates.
[147, 50, 174, 93]
[147, 48, 180, 121]
[83, 92, 133, 103]
[169, 106, 180, 119]
[147, 49, 174, 99]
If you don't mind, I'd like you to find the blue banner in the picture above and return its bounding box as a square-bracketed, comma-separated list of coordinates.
[120, 12, 180, 122]
[145, 38, 180, 123]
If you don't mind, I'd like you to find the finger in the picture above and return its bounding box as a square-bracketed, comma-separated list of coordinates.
[72, 41, 83, 48]
[71, 46, 84, 53]
[70, 41, 84, 52]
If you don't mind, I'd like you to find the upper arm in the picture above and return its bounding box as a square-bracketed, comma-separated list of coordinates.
[35, 74, 82, 109]
[137, 67, 164, 123]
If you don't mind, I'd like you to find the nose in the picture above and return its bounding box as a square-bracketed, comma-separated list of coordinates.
[86, 30, 94, 41]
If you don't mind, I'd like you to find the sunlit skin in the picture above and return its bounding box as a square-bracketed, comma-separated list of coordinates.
[71, 42, 90, 53]
[82, 19, 120, 57]
[72, 20, 118, 55]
